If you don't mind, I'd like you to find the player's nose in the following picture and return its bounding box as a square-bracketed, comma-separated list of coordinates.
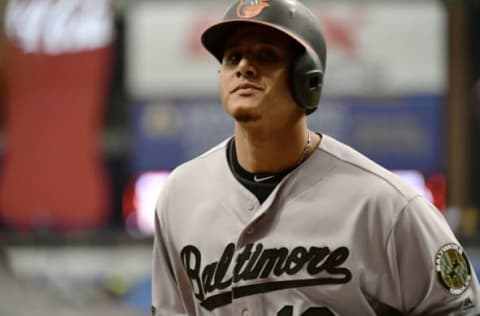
[236, 57, 257, 78]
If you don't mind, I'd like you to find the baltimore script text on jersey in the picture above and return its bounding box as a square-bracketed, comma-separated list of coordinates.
[181, 242, 352, 311]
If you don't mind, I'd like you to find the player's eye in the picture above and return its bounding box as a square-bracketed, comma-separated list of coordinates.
[256, 48, 280, 63]
[223, 51, 242, 66]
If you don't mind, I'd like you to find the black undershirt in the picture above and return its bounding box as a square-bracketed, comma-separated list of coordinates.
[226, 138, 295, 204]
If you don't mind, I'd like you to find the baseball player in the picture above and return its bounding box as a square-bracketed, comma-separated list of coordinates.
[152, 0, 480, 315]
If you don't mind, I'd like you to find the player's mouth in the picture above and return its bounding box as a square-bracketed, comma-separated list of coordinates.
[231, 83, 264, 94]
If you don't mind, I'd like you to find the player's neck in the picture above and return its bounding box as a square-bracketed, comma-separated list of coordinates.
[234, 122, 318, 174]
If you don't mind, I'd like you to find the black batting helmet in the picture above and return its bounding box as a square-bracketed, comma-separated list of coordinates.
[201, 0, 327, 114]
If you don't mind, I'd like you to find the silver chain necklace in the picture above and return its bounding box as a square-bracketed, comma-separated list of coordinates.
[250, 130, 312, 183]
[295, 130, 312, 165]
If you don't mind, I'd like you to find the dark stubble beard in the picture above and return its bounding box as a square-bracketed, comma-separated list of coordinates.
[233, 112, 262, 123]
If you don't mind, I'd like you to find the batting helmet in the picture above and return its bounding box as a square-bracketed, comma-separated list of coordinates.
[201, 0, 327, 114]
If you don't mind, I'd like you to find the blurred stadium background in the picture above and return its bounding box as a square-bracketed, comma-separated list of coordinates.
[0, 0, 479, 315]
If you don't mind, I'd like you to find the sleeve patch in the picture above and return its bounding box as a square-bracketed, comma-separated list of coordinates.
[435, 243, 472, 295]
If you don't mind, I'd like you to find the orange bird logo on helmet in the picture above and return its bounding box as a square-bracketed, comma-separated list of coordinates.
[236, 0, 271, 18]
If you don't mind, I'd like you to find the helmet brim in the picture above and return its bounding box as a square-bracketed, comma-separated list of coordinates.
[201, 19, 314, 64]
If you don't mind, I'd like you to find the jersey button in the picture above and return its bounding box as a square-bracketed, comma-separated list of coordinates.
[247, 201, 255, 211]
[242, 309, 251, 316]
[246, 227, 254, 235]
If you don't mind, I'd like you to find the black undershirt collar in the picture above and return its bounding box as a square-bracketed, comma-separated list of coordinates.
[226, 138, 295, 204]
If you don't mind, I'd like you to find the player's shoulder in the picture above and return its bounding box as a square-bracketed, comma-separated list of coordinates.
[155, 139, 231, 225]
[318, 134, 420, 201]
[167, 138, 230, 181]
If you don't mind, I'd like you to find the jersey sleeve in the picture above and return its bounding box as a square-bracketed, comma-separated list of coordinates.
[386, 196, 480, 315]
[151, 183, 188, 316]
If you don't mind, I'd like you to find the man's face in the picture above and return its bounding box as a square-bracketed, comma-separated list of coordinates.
[219, 25, 302, 125]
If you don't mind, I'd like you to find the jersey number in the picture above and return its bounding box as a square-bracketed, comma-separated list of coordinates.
[277, 305, 335, 316]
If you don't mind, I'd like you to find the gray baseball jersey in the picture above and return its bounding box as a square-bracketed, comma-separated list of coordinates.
[152, 134, 480, 315]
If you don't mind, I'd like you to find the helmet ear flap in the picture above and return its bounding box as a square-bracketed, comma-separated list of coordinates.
[291, 51, 324, 115]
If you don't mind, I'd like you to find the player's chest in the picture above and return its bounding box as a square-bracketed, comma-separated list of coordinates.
[173, 195, 380, 255]
[175, 226, 377, 316]
[171, 199, 387, 315]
